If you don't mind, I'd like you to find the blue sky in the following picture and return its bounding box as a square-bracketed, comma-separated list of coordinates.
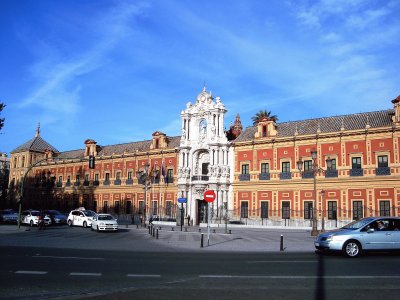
[1, 0, 399, 155]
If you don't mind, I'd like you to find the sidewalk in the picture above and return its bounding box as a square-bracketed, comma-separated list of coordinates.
[143, 224, 317, 252]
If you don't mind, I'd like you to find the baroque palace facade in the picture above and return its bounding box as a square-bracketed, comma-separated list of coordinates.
[7, 88, 400, 228]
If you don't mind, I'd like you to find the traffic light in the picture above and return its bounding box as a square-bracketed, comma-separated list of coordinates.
[89, 155, 95, 169]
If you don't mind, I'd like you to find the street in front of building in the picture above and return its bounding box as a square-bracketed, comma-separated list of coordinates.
[1, 225, 400, 299]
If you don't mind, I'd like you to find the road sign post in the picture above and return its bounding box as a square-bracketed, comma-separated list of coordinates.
[203, 190, 216, 246]
[177, 198, 187, 231]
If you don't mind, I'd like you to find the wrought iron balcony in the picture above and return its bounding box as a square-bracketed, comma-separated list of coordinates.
[114, 179, 121, 185]
[125, 179, 133, 185]
[93, 180, 99, 186]
[280, 172, 292, 180]
[74, 181, 80, 187]
[83, 181, 90, 186]
[166, 177, 174, 184]
[301, 171, 314, 179]
[56, 182, 63, 187]
[239, 174, 250, 181]
[259, 173, 270, 180]
[350, 168, 364, 177]
[325, 169, 338, 178]
[152, 178, 160, 184]
[66, 181, 71, 187]
[191, 175, 209, 181]
[376, 167, 391, 176]
[103, 180, 110, 186]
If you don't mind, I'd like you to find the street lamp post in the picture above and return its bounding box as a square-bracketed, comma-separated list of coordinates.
[137, 162, 150, 226]
[321, 189, 325, 233]
[297, 150, 332, 236]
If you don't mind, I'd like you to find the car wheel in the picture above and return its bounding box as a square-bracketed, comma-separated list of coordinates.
[343, 240, 362, 258]
[68, 220, 73, 227]
[83, 221, 87, 228]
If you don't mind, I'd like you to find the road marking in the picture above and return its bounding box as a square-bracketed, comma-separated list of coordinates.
[127, 274, 161, 278]
[33, 255, 104, 260]
[70, 272, 102, 276]
[200, 275, 400, 279]
[15, 270, 47, 275]
[249, 260, 319, 263]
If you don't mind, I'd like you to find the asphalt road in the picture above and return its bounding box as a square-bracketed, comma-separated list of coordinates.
[1, 225, 400, 299]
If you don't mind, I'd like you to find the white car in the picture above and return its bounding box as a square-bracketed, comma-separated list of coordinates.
[67, 208, 96, 228]
[21, 210, 51, 227]
[91, 214, 118, 232]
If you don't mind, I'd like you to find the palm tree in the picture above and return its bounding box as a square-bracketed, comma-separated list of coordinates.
[252, 110, 278, 125]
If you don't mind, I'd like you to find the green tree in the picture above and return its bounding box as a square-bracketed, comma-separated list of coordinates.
[0, 103, 5, 132]
[251, 110, 278, 125]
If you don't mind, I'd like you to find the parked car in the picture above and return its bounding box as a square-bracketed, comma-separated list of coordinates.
[67, 208, 96, 228]
[44, 210, 67, 225]
[315, 217, 400, 257]
[21, 210, 51, 227]
[0, 209, 18, 224]
[91, 214, 118, 232]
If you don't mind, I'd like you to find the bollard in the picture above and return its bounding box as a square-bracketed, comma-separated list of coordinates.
[229, 230, 231, 234]
[148, 226, 151, 234]
[152, 227, 155, 237]
[200, 233, 204, 248]
[136, 224, 139, 229]
[280, 235, 284, 251]
[159, 226, 162, 230]
[156, 229, 159, 239]
[213, 229, 216, 233]
[172, 227, 174, 231]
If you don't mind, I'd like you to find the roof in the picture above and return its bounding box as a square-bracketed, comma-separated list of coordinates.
[55, 136, 181, 159]
[234, 109, 394, 143]
[11, 136, 59, 154]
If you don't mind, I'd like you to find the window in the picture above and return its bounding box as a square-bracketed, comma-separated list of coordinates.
[103, 201, 108, 213]
[303, 160, 312, 172]
[85, 174, 89, 182]
[379, 200, 390, 216]
[167, 169, 173, 178]
[262, 125, 267, 137]
[304, 201, 313, 220]
[328, 201, 337, 220]
[152, 201, 158, 215]
[352, 157, 362, 169]
[114, 201, 120, 214]
[105, 173, 110, 181]
[127, 171, 133, 180]
[58, 176, 62, 183]
[95, 174, 99, 181]
[353, 201, 363, 220]
[22, 156, 25, 168]
[282, 162, 290, 173]
[260, 202, 268, 219]
[378, 155, 388, 168]
[139, 201, 145, 214]
[261, 163, 269, 174]
[13, 157, 17, 168]
[240, 201, 248, 218]
[75, 174, 80, 183]
[67, 176, 71, 183]
[282, 202, 290, 219]
[166, 201, 172, 216]
[126, 201, 132, 214]
[116, 172, 121, 180]
[330, 159, 337, 170]
[242, 164, 249, 174]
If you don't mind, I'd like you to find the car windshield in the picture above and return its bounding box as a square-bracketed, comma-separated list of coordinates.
[83, 210, 95, 217]
[98, 215, 113, 220]
[342, 218, 375, 229]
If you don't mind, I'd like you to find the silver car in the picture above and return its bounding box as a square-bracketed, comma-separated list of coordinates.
[315, 217, 400, 257]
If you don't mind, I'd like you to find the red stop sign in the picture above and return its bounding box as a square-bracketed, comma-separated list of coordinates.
[204, 190, 216, 202]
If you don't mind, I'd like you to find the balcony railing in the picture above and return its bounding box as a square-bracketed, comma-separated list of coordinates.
[56, 182, 62, 187]
[103, 180, 110, 186]
[114, 179, 121, 185]
[93, 180, 99, 186]
[350, 168, 364, 177]
[376, 167, 391, 176]
[126, 179, 133, 185]
[280, 172, 292, 180]
[191, 175, 209, 181]
[83, 181, 90, 186]
[259, 173, 270, 180]
[239, 174, 250, 181]
[301, 171, 314, 179]
[74, 181, 80, 187]
[66, 181, 71, 187]
[166, 177, 174, 184]
[325, 169, 338, 178]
